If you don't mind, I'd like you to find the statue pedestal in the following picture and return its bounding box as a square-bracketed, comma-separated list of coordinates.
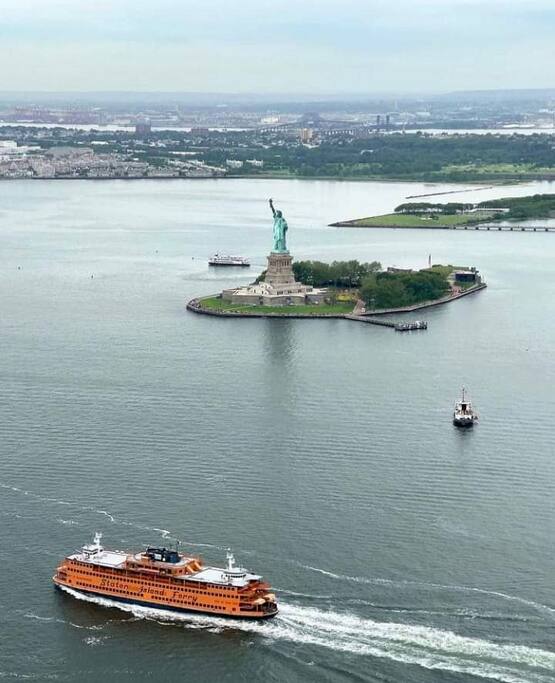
[265, 252, 296, 288]
[222, 251, 328, 307]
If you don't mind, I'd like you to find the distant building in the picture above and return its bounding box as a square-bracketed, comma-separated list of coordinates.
[0, 140, 40, 161]
[246, 159, 264, 167]
[468, 207, 510, 214]
[46, 146, 93, 158]
[226, 159, 243, 168]
[300, 128, 314, 143]
[135, 120, 152, 136]
[454, 270, 477, 283]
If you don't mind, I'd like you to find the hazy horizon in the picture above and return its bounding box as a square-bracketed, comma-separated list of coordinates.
[2, 0, 555, 94]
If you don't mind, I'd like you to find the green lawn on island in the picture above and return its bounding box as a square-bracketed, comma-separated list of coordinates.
[199, 296, 354, 315]
[346, 211, 492, 228]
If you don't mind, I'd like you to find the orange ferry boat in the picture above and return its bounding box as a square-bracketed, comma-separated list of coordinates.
[53, 533, 278, 619]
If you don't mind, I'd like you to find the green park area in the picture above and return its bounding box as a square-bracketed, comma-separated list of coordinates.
[339, 212, 490, 228]
[332, 194, 555, 229]
[198, 296, 354, 315]
[213, 133, 555, 182]
[441, 163, 555, 179]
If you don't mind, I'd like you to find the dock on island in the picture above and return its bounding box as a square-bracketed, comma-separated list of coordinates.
[345, 314, 428, 331]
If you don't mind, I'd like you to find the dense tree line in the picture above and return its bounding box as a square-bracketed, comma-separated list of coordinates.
[204, 132, 555, 179]
[360, 270, 450, 309]
[292, 260, 381, 288]
[395, 202, 473, 214]
[13, 127, 555, 181]
[479, 194, 555, 220]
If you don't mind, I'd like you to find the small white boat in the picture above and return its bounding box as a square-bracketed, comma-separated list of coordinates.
[208, 254, 250, 267]
[453, 387, 478, 427]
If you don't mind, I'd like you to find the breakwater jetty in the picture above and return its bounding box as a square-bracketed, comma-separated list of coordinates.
[405, 187, 494, 199]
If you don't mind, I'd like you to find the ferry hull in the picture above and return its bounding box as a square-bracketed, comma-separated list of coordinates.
[453, 417, 475, 427]
[53, 580, 278, 620]
[208, 262, 250, 267]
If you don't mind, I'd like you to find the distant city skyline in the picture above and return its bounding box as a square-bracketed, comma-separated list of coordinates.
[2, 0, 555, 93]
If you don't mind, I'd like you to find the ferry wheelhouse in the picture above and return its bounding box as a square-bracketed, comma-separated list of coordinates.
[53, 534, 277, 619]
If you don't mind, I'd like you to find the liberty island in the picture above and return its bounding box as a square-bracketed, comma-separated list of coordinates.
[187, 198, 486, 322]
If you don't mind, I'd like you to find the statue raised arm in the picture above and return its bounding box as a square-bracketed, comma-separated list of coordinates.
[269, 198, 276, 217]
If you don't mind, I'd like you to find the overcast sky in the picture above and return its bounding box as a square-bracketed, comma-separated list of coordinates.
[1, 0, 554, 94]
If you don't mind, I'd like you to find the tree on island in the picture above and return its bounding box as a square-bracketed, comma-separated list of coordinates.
[292, 260, 381, 288]
[394, 202, 474, 215]
[360, 269, 450, 310]
[479, 194, 555, 221]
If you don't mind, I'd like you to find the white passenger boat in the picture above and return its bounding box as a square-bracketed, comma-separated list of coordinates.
[208, 254, 250, 267]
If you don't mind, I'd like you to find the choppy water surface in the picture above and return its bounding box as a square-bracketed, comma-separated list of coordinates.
[1, 178, 555, 683]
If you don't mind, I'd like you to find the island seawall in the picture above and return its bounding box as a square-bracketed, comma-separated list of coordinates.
[187, 282, 487, 321]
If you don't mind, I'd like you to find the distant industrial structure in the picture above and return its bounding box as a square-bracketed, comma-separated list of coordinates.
[135, 119, 152, 136]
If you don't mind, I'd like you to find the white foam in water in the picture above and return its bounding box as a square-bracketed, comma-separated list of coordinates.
[6, 477, 554, 679]
[303, 564, 555, 617]
[59, 586, 555, 683]
[0, 480, 226, 552]
[95, 510, 116, 523]
[151, 528, 171, 538]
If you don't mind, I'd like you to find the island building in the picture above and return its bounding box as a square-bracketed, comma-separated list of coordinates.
[453, 270, 478, 284]
[222, 201, 327, 306]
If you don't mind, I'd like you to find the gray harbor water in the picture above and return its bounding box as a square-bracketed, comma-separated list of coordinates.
[1, 177, 555, 683]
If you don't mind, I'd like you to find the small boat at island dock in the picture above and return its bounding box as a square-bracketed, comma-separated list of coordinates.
[344, 314, 428, 330]
[209, 254, 250, 267]
[453, 388, 478, 427]
[395, 320, 427, 332]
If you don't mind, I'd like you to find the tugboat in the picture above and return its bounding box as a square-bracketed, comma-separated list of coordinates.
[453, 387, 478, 427]
[53, 533, 277, 620]
[208, 254, 250, 267]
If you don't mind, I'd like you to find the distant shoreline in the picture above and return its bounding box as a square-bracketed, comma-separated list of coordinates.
[0, 175, 536, 184]
[0, 175, 217, 181]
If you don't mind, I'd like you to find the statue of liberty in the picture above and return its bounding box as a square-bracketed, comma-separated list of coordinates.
[269, 198, 288, 253]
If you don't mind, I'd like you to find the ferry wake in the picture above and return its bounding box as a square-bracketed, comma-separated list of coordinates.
[53, 533, 278, 619]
